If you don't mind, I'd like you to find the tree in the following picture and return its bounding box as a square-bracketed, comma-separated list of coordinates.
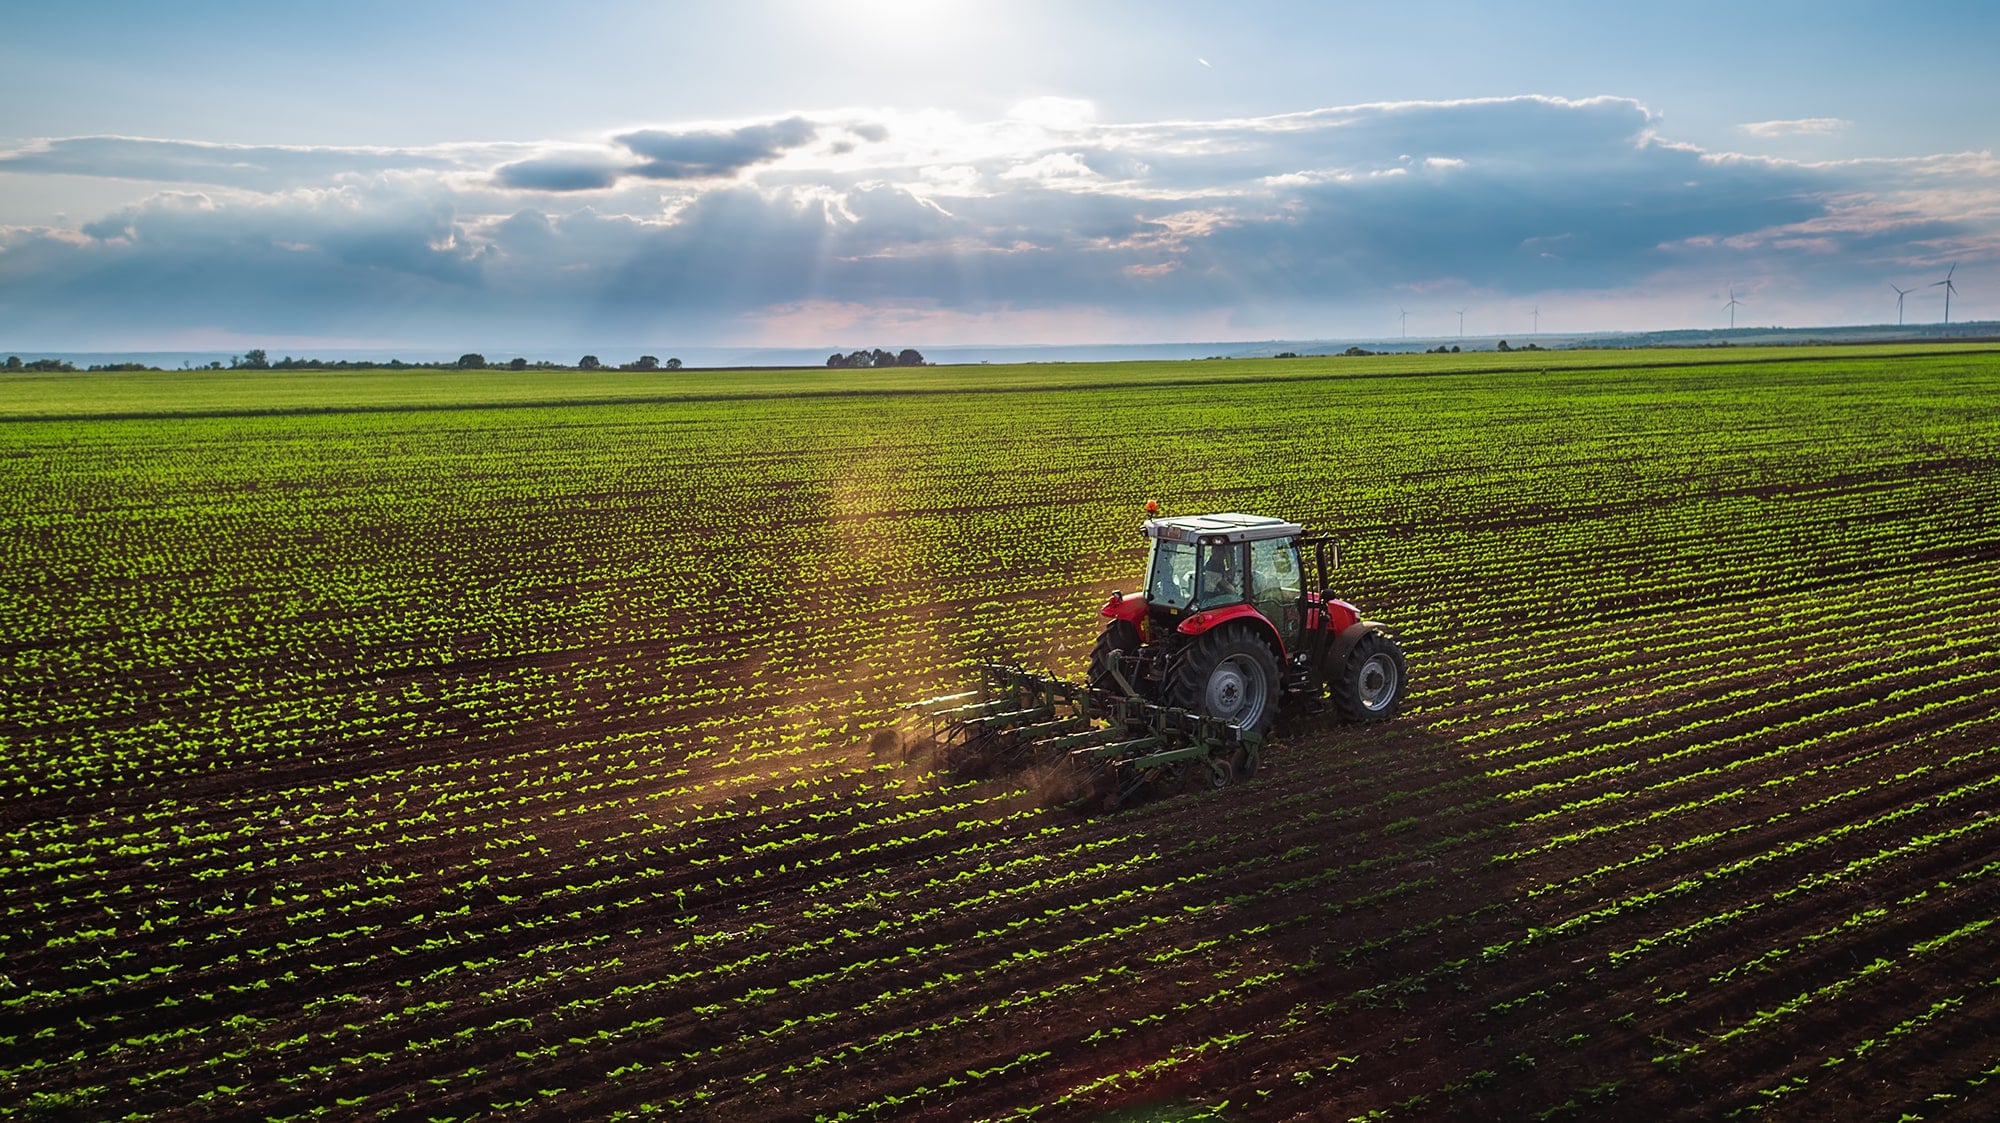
[508, 357, 527, 370]
[665, 357, 682, 370]
[828, 349, 918, 368]
[234, 348, 269, 370]
[4, 356, 20, 370]
[578, 355, 602, 370]
[1496, 340, 1511, 352]
[623, 355, 660, 371]
[457, 353, 487, 369]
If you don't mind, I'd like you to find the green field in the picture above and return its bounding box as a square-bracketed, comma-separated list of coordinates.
[5, 347, 2000, 1120]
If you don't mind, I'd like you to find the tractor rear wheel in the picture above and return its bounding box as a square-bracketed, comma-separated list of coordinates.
[1332, 629, 1408, 722]
[1169, 626, 1281, 734]
[1087, 620, 1141, 692]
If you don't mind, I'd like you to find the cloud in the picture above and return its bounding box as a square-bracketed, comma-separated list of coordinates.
[481, 116, 855, 194]
[492, 154, 624, 192]
[615, 116, 820, 181]
[1739, 118, 1852, 138]
[0, 135, 478, 190]
[3, 96, 1995, 348]
[999, 152, 1101, 185]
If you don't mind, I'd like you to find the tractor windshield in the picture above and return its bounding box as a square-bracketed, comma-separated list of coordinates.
[1145, 539, 1198, 610]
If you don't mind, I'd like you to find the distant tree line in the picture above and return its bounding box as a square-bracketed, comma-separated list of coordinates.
[6, 356, 78, 371]
[225, 349, 691, 372]
[2, 350, 711, 373]
[826, 348, 925, 368]
[4, 356, 161, 372]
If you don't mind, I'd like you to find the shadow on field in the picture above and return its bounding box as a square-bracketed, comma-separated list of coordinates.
[722, 711, 1541, 1121]
[998, 711, 1613, 1121]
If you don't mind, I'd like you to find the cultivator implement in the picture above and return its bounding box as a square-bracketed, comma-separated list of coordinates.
[909, 663, 1264, 811]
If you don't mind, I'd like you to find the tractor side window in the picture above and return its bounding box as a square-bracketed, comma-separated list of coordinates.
[1250, 539, 1301, 601]
[1197, 542, 1247, 607]
[1147, 540, 1197, 610]
[1250, 539, 1304, 645]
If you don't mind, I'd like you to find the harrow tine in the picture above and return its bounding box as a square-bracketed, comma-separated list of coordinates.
[907, 688, 981, 710]
[971, 704, 1057, 730]
[1108, 763, 1155, 810]
[1036, 724, 1128, 753]
[927, 697, 1018, 723]
[1013, 715, 1090, 741]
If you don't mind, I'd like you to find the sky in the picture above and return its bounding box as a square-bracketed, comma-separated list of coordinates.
[2, 0, 1997, 355]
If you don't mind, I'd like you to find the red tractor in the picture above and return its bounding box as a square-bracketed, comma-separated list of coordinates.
[1087, 510, 1407, 733]
[916, 508, 1407, 807]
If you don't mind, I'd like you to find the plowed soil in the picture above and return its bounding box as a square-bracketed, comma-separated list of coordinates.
[5, 352, 2000, 1122]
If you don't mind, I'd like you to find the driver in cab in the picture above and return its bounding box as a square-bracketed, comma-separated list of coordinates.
[1200, 547, 1241, 602]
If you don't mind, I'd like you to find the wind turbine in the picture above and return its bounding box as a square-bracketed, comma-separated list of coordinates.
[1933, 263, 1958, 325]
[1723, 287, 1743, 330]
[1888, 279, 1920, 323]
[1530, 305, 1540, 334]
[1456, 307, 1467, 338]
[1399, 308, 1409, 338]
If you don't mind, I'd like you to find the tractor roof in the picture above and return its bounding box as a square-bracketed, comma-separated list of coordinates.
[1142, 512, 1305, 544]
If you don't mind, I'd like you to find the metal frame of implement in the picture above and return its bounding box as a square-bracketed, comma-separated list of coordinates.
[910, 663, 1264, 808]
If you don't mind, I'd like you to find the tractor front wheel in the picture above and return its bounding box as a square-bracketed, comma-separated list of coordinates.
[1169, 626, 1281, 734]
[1332, 629, 1408, 722]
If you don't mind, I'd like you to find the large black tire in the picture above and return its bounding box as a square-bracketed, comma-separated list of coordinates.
[1168, 626, 1281, 734]
[1331, 629, 1408, 722]
[1086, 620, 1142, 691]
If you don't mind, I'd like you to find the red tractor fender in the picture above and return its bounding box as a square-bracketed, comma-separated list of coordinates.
[1100, 591, 1148, 625]
[1307, 593, 1362, 635]
[1325, 619, 1387, 670]
[1177, 603, 1287, 660]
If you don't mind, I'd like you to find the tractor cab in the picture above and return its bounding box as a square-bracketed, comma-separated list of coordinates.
[1139, 512, 1308, 651]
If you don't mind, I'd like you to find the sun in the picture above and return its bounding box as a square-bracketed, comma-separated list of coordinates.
[805, 0, 986, 52]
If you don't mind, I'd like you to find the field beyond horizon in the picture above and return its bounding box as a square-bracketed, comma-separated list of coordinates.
[5, 346, 2000, 1121]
